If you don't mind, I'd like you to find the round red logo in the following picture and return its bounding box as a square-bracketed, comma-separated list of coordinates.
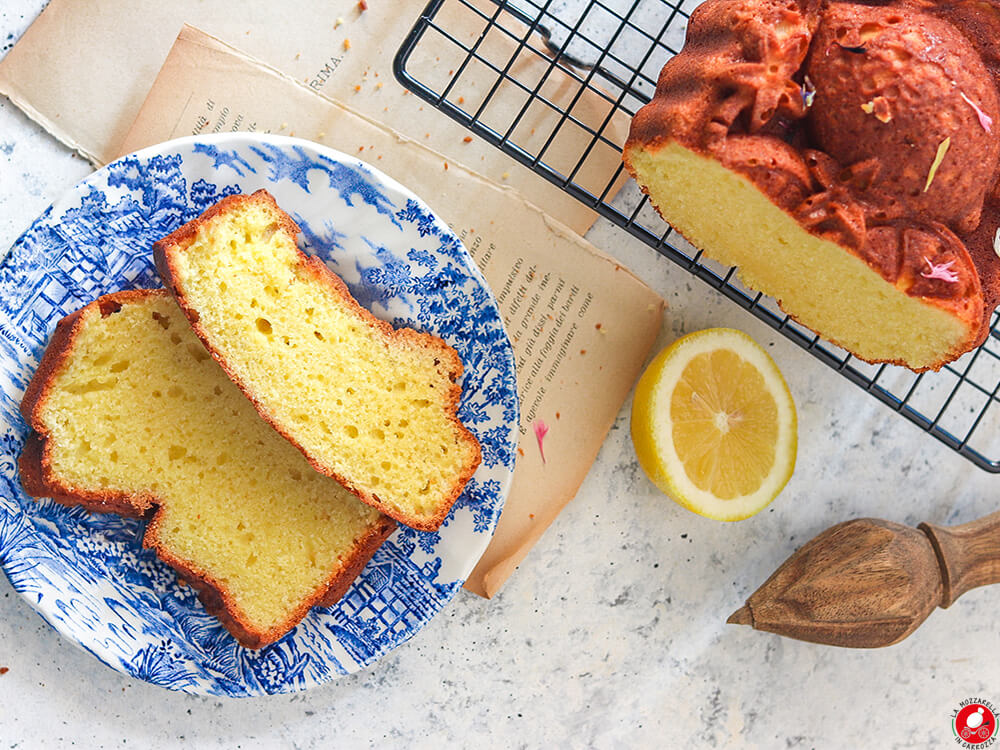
[953, 701, 998, 746]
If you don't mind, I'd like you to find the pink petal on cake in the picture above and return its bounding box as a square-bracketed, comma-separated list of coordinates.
[920, 257, 959, 283]
[960, 92, 994, 134]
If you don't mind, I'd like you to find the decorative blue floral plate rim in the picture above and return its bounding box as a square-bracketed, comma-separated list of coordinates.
[0, 134, 519, 696]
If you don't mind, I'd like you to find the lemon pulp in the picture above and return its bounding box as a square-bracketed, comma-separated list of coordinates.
[631, 329, 797, 520]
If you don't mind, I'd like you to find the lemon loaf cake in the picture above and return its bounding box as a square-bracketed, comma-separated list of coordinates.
[624, 0, 1000, 371]
[154, 190, 481, 531]
[20, 290, 395, 649]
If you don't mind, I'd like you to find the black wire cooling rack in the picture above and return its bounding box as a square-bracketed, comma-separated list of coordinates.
[393, 0, 1000, 471]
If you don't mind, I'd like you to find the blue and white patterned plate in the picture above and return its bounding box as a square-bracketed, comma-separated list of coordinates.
[0, 134, 518, 696]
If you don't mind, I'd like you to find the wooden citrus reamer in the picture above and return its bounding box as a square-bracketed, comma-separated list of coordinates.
[728, 511, 1000, 647]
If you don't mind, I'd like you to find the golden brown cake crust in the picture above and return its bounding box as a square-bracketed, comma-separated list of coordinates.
[153, 190, 482, 531]
[624, 0, 1000, 370]
[144, 510, 395, 649]
[20, 291, 160, 518]
[18, 289, 397, 648]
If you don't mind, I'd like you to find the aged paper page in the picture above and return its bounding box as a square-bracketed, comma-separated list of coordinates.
[0, 0, 628, 237]
[118, 27, 663, 597]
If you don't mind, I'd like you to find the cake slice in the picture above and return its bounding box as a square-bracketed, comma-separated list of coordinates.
[20, 290, 395, 649]
[154, 190, 481, 531]
[623, 139, 984, 370]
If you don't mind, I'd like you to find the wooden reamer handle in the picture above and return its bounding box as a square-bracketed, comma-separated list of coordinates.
[920, 510, 1000, 608]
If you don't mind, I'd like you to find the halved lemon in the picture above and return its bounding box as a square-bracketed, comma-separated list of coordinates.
[631, 328, 797, 521]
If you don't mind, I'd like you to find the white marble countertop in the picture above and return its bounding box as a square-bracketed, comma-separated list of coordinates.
[2, 2, 998, 748]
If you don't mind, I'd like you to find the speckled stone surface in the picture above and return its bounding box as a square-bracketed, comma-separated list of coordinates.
[2, 2, 999, 747]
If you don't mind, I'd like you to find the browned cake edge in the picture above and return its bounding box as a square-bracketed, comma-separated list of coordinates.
[153, 190, 482, 532]
[621, 140, 983, 373]
[18, 289, 397, 648]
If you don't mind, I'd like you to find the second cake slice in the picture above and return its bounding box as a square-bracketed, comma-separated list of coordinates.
[154, 190, 481, 531]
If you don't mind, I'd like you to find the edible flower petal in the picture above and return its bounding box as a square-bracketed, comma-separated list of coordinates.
[802, 76, 816, 109]
[960, 92, 993, 134]
[533, 419, 550, 464]
[920, 256, 959, 283]
[923, 137, 951, 193]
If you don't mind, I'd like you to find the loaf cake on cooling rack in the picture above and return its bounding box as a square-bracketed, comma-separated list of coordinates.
[154, 190, 481, 530]
[624, 0, 1000, 371]
[20, 290, 395, 648]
